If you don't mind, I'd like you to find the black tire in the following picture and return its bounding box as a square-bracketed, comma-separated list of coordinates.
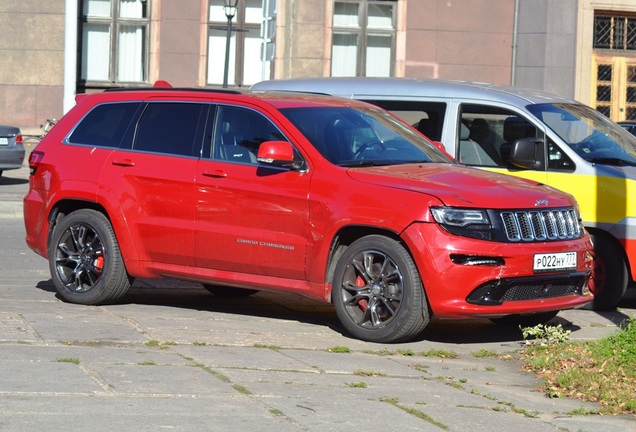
[585, 233, 628, 311]
[490, 310, 558, 327]
[202, 284, 259, 297]
[332, 235, 429, 343]
[48, 209, 130, 305]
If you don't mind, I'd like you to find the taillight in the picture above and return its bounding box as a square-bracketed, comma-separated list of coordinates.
[15, 134, 23, 145]
[28, 150, 44, 175]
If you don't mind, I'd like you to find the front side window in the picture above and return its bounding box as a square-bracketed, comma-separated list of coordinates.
[213, 105, 285, 164]
[80, 0, 149, 85]
[332, 1, 396, 77]
[459, 105, 539, 168]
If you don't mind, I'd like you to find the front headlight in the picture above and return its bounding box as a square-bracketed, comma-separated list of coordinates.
[430, 207, 491, 228]
[430, 207, 494, 241]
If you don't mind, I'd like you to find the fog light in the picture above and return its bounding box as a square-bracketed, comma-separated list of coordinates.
[450, 254, 505, 266]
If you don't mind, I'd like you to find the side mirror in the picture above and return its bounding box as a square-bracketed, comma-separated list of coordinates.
[509, 138, 545, 170]
[257, 140, 296, 168]
[432, 140, 455, 160]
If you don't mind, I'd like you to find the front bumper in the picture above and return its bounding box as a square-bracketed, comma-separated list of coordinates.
[401, 222, 594, 318]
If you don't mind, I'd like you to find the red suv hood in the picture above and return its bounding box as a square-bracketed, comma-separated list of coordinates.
[347, 163, 575, 208]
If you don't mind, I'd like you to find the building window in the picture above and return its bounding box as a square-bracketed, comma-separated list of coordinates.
[594, 13, 636, 51]
[208, 0, 270, 87]
[80, 0, 149, 85]
[331, 0, 396, 77]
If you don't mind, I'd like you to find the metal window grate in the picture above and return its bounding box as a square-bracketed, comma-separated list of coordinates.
[500, 209, 581, 242]
[596, 64, 613, 117]
[594, 14, 636, 51]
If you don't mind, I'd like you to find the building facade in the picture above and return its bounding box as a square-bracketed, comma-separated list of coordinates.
[1, 0, 635, 131]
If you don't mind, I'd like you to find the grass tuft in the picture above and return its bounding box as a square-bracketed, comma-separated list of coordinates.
[522, 318, 636, 414]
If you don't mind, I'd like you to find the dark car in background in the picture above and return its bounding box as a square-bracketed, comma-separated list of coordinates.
[618, 120, 636, 137]
[0, 125, 25, 177]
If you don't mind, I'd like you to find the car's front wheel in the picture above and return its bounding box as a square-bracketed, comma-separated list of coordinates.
[48, 209, 130, 305]
[332, 235, 429, 343]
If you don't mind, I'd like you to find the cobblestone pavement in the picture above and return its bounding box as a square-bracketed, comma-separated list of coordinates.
[1, 165, 635, 431]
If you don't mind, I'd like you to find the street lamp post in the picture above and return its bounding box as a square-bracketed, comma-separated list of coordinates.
[222, 0, 239, 88]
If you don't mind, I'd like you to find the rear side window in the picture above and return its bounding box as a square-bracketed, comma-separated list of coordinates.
[69, 102, 141, 148]
[134, 102, 207, 157]
[363, 100, 447, 142]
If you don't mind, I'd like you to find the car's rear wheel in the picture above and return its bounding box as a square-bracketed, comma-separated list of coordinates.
[48, 209, 130, 305]
[202, 284, 259, 297]
[585, 233, 628, 311]
[489, 310, 558, 327]
[332, 235, 429, 343]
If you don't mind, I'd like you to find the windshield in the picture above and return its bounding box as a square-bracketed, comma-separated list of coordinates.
[527, 103, 636, 166]
[279, 106, 452, 167]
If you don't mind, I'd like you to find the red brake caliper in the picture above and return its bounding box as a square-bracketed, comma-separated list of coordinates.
[355, 276, 367, 311]
[93, 256, 104, 272]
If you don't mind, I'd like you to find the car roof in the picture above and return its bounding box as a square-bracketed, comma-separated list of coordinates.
[251, 77, 580, 107]
[76, 86, 374, 110]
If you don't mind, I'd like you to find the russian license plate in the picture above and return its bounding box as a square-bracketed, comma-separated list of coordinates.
[0, 137, 8, 145]
[534, 252, 577, 272]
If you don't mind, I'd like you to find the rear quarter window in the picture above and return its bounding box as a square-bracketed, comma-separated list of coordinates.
[69, 102, 142, 148]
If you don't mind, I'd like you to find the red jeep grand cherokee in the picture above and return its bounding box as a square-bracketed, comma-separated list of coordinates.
[24, 85, 593, 342]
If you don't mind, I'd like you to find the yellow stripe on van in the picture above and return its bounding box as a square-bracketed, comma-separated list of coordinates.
[486, 169, 635, 227]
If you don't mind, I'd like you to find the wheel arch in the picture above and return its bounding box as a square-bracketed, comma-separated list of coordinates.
[585, 226, 632, 310]
[47, 198, 139, 262]
[586, 226, 632, 283]
[324, 225, 410, 302]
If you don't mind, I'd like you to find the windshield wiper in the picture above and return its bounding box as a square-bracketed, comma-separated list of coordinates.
[338, 160, 390, 167]
[587, 157, 636, 167]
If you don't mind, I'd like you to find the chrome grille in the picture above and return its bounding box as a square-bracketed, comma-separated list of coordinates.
[500, 209, 581, 242]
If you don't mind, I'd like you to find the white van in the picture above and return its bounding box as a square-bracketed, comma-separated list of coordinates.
[252, 77, 636, 310]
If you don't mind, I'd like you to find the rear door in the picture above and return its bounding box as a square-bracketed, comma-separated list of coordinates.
[194, 104, 310, 279]
[100, 101, 208, 266]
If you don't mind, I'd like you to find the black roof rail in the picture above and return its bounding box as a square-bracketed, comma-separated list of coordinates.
[251, 88, 330, 96]
[103, 86, 242, 95]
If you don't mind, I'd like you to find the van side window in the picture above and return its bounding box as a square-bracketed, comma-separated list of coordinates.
[212, 105, 285, 164]
[363, 100, 447, 142]
[134, 103, 207, 157]
[459, 105, 537, 168]
[69, 102, 142, 148]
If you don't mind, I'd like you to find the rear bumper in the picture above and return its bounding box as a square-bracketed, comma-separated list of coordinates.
[0, 147, 25, 170]
[23, 188, 50, 258]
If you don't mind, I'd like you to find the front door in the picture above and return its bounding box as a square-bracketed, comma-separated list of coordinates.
[194, 105, 311, 280]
